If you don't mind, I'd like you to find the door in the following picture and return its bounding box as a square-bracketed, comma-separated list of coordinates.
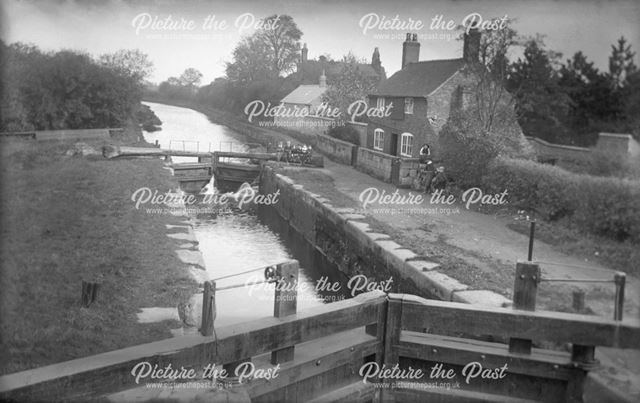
[390, 133, 398, 156]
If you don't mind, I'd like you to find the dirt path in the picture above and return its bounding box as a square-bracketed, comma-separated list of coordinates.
[312, 160, 640, 399]
[320, 160, 640, 320]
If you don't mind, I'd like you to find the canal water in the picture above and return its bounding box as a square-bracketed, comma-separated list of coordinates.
[142, 102, 349, 328]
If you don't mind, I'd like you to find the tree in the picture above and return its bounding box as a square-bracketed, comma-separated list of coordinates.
[257, 14, 303, 77]
[178, 68, 203, 87]
[225, 36, 273, 84]
[608, 36, 637, 90]
[322, 52, 379, 122]
[226, 14, 302, 82]
[99, 49, 153, 84]
[461, 21, 520, 132]
[1, 42, 141, 131]
[559, 51, 617, 127]
[507, 37, 572, 143]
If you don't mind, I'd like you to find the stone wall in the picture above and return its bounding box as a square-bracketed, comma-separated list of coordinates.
[315, 134, 357, 165]
[596, 133, 638, 157]
[397, 158, 421, 187]
[273, 115, 334, 138]
[258, 164, 511, 308]
[354, 147, 396, 182]
[527, 133, 639, 164]
[526, 136, 591, 164]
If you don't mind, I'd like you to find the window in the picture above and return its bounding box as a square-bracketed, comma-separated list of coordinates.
[376, 97, 385, 111]
[373, 129, 384, 150]
[400, 133, 414, 157]
[404, 98, 414, 114]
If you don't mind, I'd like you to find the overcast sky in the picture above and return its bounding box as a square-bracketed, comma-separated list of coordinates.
[2, 0, 639, 84]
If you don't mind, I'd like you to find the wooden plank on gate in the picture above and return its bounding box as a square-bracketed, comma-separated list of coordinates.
[248, 328, 378, 399]
[0, 291, 386, 402]
[399, 295, 640, 349]
[397, 331, 574, 381]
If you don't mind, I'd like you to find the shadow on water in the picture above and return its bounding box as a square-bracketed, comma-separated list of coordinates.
[257, 204, 351, 303]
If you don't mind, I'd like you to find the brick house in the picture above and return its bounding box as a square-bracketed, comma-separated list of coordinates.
[365, 31, 519, 159]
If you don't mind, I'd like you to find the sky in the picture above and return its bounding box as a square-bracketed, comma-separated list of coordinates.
[2, 0, 639, 84]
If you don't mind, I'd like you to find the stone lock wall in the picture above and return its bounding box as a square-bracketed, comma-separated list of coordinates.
[258, 164, 512, 308]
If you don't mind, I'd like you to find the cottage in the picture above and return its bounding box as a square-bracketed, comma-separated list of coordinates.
[365, 31, 520, 159]
[279, 71, 328, 115]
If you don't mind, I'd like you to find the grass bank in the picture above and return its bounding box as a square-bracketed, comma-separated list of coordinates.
[0, 121, 197, 375]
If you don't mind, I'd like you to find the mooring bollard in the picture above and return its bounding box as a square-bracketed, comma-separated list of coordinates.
[509, 261, 540, 354]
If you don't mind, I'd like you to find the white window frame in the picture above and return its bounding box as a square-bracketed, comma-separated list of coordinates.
[404, 97, 414, 114]
[376, 97, 385, 111]
[400, 133, 414, 157]
[373, 128, 384, 150]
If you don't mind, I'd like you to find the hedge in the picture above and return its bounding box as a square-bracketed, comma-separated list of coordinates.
[483, 157, 640, 242]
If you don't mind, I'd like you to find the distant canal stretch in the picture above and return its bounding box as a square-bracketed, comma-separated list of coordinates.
[142, 102, 348, 327]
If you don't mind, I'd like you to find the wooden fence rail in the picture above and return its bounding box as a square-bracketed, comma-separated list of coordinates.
[0, 260, 639, 402]
[0, 259, 386, 402]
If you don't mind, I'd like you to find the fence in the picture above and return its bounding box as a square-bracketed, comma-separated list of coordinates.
[0, 261, 638, 402]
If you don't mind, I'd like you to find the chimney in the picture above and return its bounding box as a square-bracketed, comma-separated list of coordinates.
[301, 43, 308, 63]
[372, 47, 381, 73]
[463, 29, 481, 63]
[402, 33, 420, 69]
[319, 70, 326, 88]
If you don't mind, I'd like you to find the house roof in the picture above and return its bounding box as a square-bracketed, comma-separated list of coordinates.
[281, 85, 327, 105]
[296, 60, 385, 85]
[373, 59, 465, 97]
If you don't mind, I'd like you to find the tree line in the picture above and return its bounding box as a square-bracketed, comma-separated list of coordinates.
[0, 42, 153, 132]
[152, 15, 638, 146]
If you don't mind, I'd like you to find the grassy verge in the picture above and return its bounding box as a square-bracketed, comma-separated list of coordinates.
[506, 216, 640, 276]
[0, 122, 197, 375]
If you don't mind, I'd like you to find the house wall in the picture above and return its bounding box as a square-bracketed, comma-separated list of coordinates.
[347, 121, 368, 147]
[367, 97, 436, 158]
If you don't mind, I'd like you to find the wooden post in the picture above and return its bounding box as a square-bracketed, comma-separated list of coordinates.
[380, 295, 403, 402]
[365, 290, 388, 371]
[527, 221, 536, 261]
[200, 281, 216, 336]
[271, 260, 299, 365]
[509, 261, 540, 354]
[566, 345, 595, 402]
[614, 272, 626, 321]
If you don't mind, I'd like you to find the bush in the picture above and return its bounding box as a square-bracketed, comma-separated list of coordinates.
[483, 157, 640, 242]
[439, 115, 505, 188]
[584, 148, 640, 178]
[327, 125, 360, 145]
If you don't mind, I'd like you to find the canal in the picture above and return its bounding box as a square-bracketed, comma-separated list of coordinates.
[142, 102, 349, 328]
